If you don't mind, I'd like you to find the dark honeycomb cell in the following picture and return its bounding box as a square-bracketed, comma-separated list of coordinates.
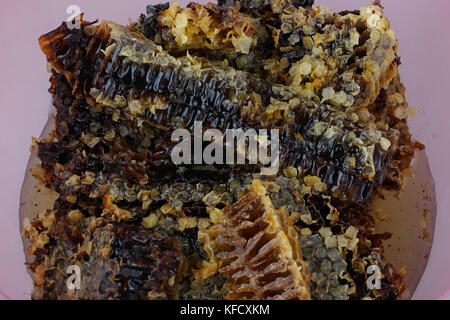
[139, 3, 170, 39]
[292, 0, 314, 7]
[217, 0, 314, 10]
[111, 225, 185, 299]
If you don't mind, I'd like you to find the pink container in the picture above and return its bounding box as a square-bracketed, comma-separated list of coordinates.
[0, 0, 449, 300]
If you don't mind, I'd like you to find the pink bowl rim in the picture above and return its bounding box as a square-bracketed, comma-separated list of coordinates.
[0, 289, 11, 300]
[439, 289, 450, 300]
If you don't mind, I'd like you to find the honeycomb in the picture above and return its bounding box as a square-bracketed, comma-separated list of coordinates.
[198, 180, 310, 300]
[25, 0, 414, 300]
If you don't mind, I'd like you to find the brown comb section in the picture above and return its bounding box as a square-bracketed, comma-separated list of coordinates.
[200, 180, 310, 300]
[37, 19, 406, 205]
[28, 217, 186, 300]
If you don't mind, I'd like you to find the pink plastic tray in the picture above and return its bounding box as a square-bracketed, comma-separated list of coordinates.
[1, 0, 449, 300]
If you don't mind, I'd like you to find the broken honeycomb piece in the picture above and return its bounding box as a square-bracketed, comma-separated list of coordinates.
[299, 228, 353, 300]
[25, 161, 405, 299]
[28, 216, 185, 300]
[138, 2, 400, 110]
[38, 15, 413, 205]
[199, 180, 310, 300]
